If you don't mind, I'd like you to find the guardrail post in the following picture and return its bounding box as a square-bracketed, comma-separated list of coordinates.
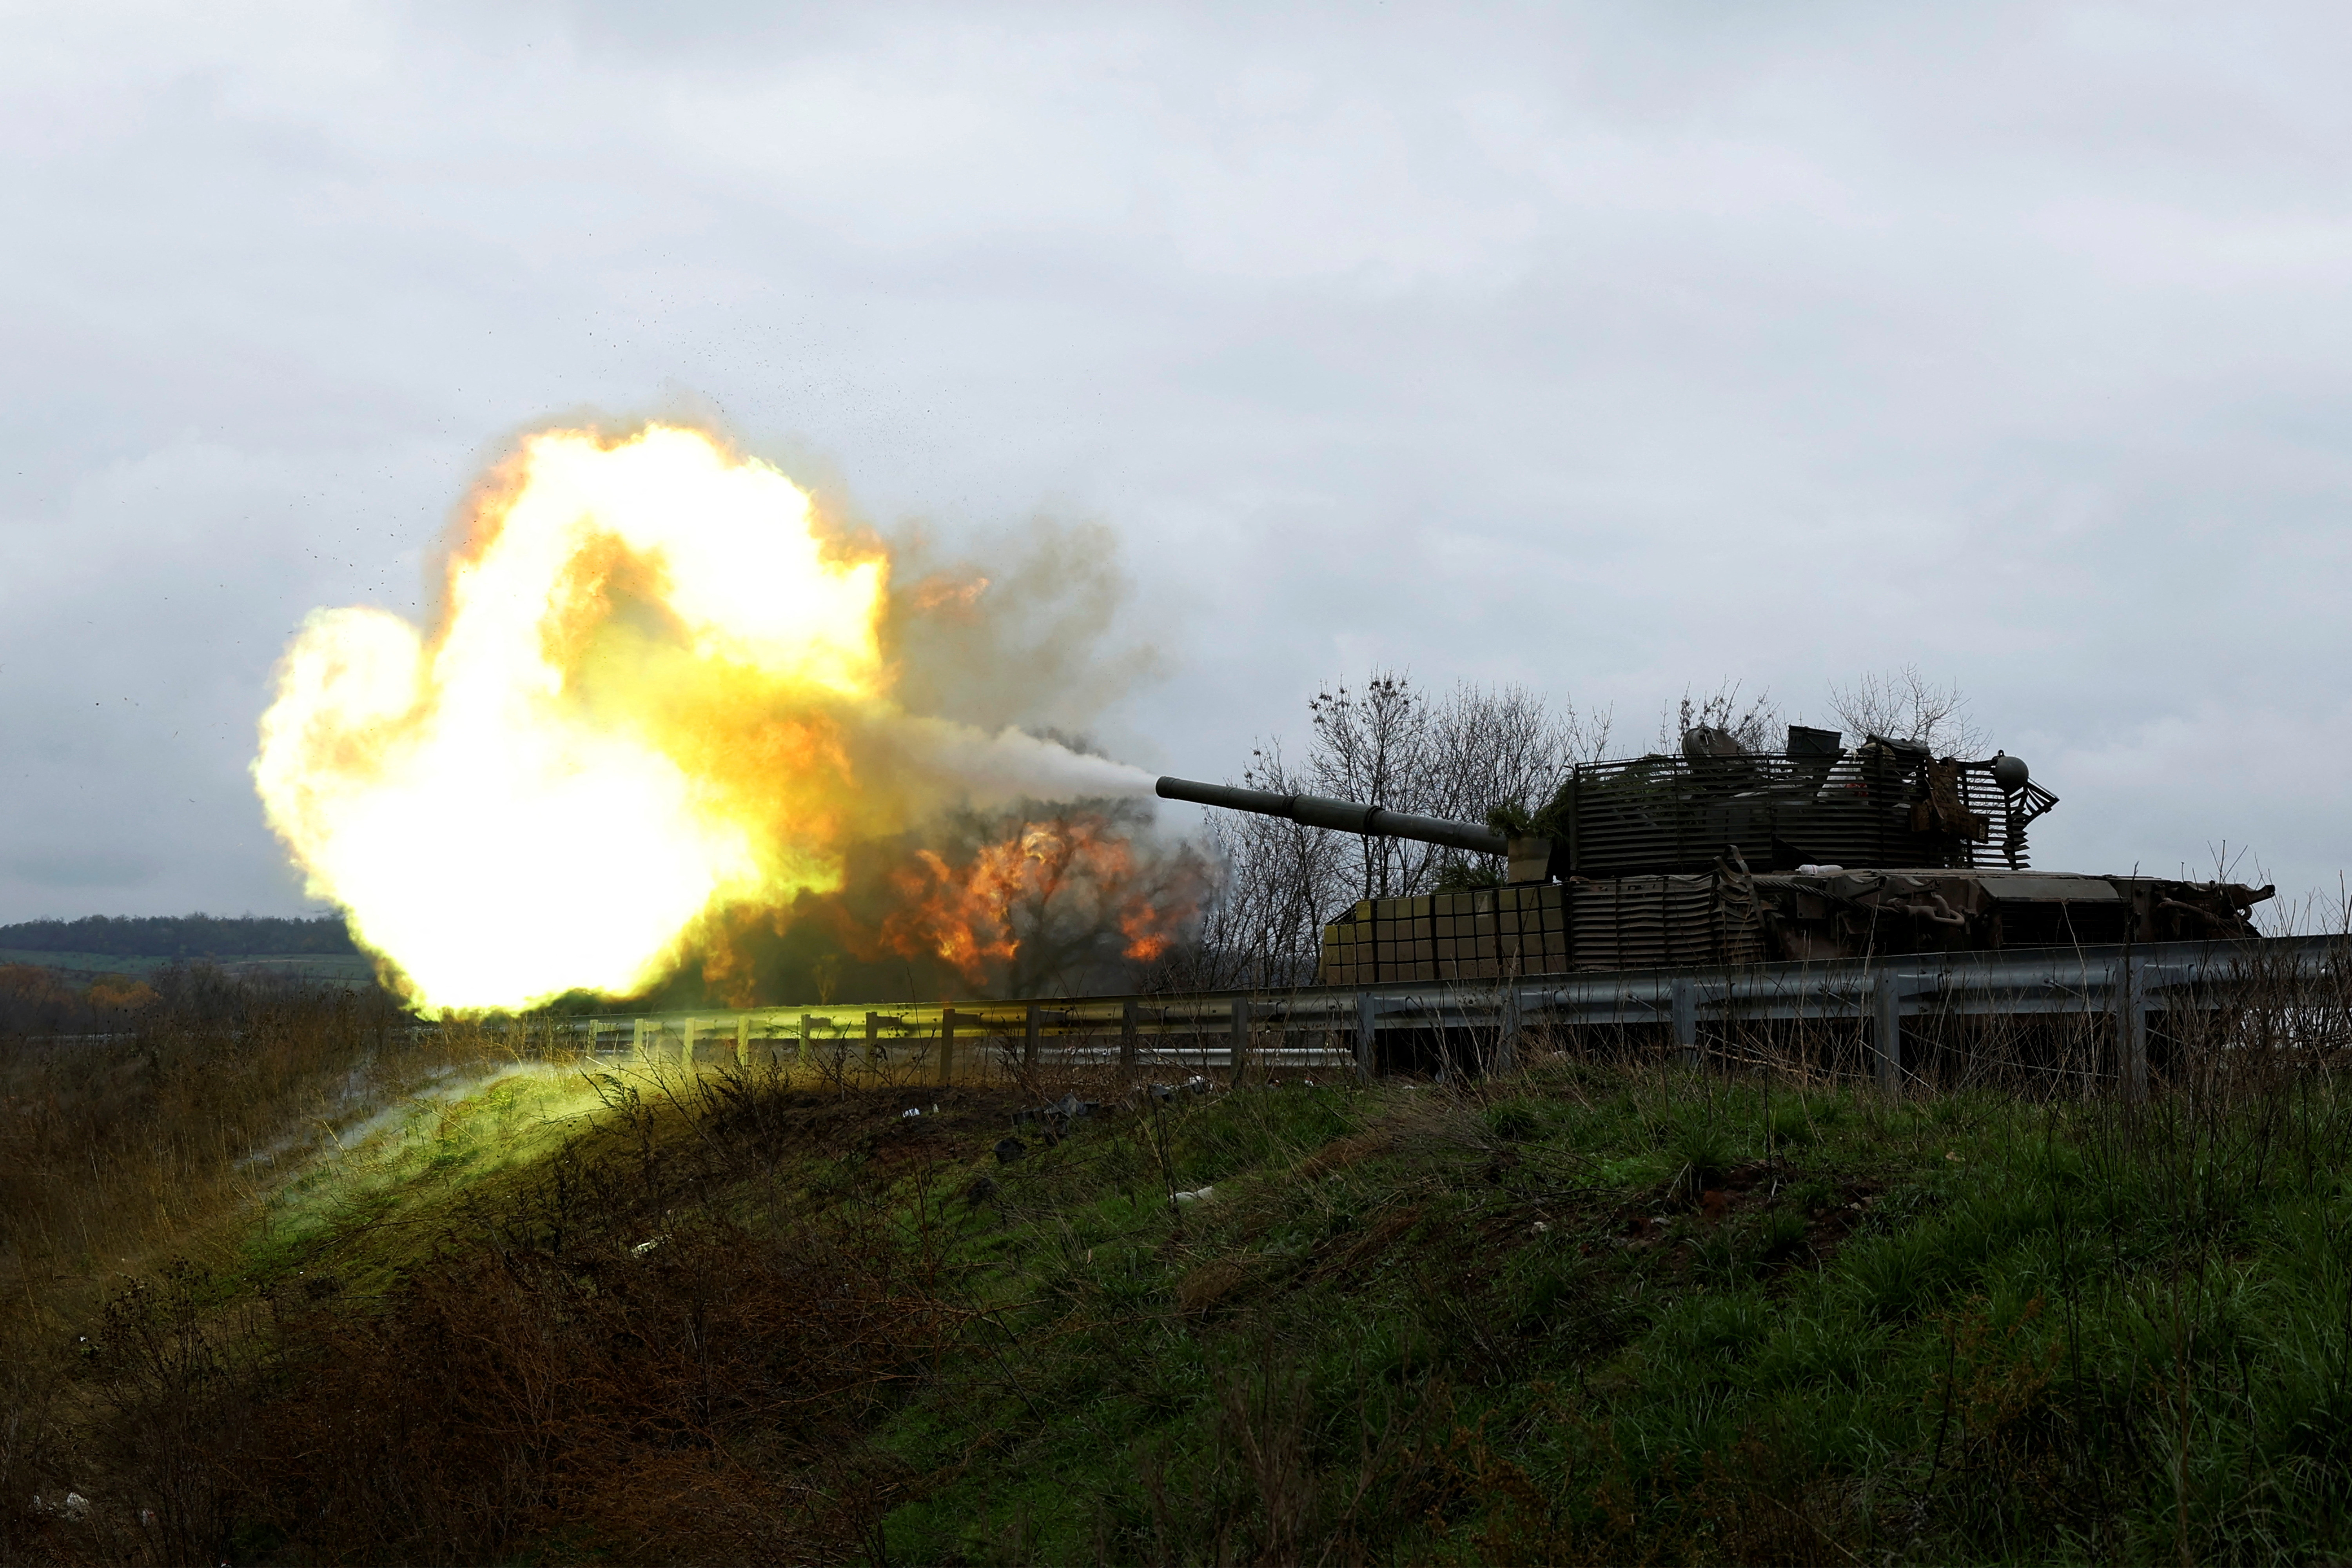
[1495, 989, 1521, 1076]
[682, 1018, 699, 1069]
[798, 1013, 816, 1069]
[1024, 1003, 1040, 1069]
[1120, 999, 1139, 1072]
[1872, 969, 1902, 1096]
[1230, 997, 1251, 1078]
[632, 1018, 648, 1063]
[735, 1015, 751, 1070]
[2118, 959, 2149, 1102]
[939, 1009, 958, 1087]
[1356, 991, 1377, 1083]
[864, 1011, 880, 1072]
[1671, 977, 1698, 1068]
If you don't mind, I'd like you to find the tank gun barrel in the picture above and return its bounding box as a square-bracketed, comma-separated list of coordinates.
[1155, 775, 1511, 857]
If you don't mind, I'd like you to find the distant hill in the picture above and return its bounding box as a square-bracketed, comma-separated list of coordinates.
[0, 914, 357, 958]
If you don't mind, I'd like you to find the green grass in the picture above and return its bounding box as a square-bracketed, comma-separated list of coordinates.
[872, 1071, 2352, 1564]
[236, 1062, 610, 1291]
[25, 1044, 2352, 1564]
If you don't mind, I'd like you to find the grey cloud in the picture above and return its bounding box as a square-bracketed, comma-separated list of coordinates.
[9, 849, 163, 891]
[4, 2, 2352, 920]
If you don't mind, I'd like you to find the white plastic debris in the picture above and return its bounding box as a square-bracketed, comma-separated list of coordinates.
[902, 1108, 921, 1118]
[1173, 1185, 1216, 1204]
[631, 1237, 664, 1258]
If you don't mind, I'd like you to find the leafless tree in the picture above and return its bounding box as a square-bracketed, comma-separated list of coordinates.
[1826, 665, 1985, 756]
[1167, 738, 1346, 990]
[1180, 671, 1611, 985]
[1305, 674, 1435, 902]
[1428, 681, 1612, 815]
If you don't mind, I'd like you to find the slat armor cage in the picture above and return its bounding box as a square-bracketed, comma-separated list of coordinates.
[1563, 742, 2032, 878]
[1320, 875, 1766, 986]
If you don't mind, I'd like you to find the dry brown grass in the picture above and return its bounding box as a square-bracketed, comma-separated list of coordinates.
[0, 985, 1053, 1566]
[0, 968, 544, 1565]
[1292, 1129, 1392, 1181]
[0, 970, 496, 1324]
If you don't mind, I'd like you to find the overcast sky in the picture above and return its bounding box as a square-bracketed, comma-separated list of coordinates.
[6, 1, 2352, 925]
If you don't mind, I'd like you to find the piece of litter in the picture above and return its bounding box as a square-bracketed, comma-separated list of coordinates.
[1173, 1185, 1215, 1204]
[631, 1238, 663, 1258]
[1014, 1094, 1099, 1134]
[902, 1108, 921, 1118]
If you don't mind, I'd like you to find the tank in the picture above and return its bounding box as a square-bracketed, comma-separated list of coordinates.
[1158, 725, 2274, 985]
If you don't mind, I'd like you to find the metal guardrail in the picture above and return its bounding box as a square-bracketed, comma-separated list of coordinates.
[545, 935, 2344, 1099]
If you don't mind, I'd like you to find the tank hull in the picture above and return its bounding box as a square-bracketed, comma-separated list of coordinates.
[1317, 868, 2270, 986]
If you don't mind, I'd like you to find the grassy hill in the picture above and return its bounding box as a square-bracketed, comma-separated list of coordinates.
[7, 991, 2352, 1563]
[0, 948, 377, 984]
[0, 914, 373, 989]
[0, 913, 356, 959]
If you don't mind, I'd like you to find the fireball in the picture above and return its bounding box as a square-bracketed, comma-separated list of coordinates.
[254, 424, 901, 1010]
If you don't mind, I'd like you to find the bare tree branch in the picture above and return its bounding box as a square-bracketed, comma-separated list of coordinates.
[1181, 672, 1611, 983]
[1656, 680, 1782, 755]
[1825, 666, 1985, 756]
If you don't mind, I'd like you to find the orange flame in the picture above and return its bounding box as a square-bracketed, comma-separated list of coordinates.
[1118, 899, 1181, 964]
[876, 813, 1196, 989]
[253, 423, 1156, 1012]
[254, 425, 887, 1008]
